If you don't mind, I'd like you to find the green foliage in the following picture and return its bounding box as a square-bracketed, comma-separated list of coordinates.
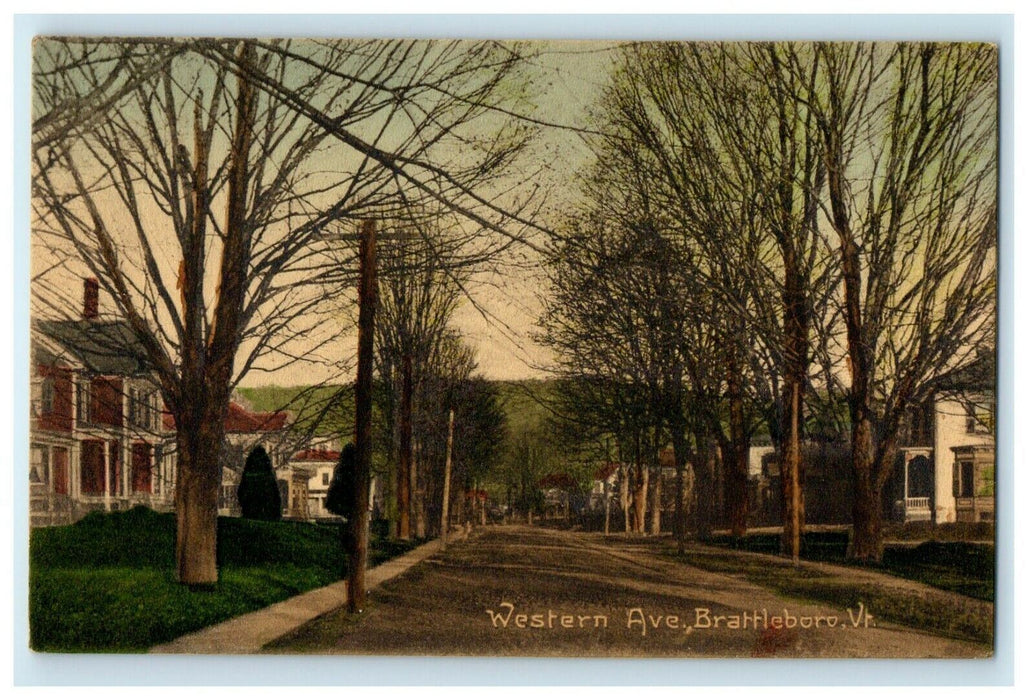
[238, 384, 354, 438]
[237, 446, 281, 521]
[326, 443, 356, 519]
[29, 507, 418, 652]
[451, 376, 508, 487]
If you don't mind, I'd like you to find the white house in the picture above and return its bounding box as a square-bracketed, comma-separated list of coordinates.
[288, 447, 340, 520]
[894, 354, 995, 524]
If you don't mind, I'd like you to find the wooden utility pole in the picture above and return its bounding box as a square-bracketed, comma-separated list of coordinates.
[526, 443, 534, 525]
[397, 353, 413, 540]
[440, 408, 455, 547]
[603, 437, 611, 536]
[790, 381, 801, 566]
[348, 219, 376, 613]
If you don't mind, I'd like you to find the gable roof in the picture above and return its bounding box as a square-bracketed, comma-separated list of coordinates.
[934, 348, 995, 393]
[34, 319, 152, 376]
[162, 401, 289, 433]
[291, 448, 340, 462]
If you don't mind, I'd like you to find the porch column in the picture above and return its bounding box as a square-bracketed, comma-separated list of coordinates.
[903, 455, 910, 501]
[122, 438, 131, 502]
[103, 440, 111, 512]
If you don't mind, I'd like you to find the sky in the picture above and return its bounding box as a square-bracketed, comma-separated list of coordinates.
[245, 41, 622, 387]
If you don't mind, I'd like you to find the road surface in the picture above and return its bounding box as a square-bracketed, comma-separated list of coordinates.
[267, 525, 989, 658]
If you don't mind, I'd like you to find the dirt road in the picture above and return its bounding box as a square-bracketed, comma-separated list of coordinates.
[266, 525, 989, 658]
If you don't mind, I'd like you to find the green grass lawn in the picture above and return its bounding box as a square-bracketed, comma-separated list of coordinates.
[671, 532, 994, 646]
[30, 506, 418, 652]
[666, 543, 994, 646]
[703, 532, 994, 601]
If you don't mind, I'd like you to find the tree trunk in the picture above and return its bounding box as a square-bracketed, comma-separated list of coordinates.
[174, 425, 221, 586]
[440, 408, 454, 544]
[723, 363, 751, 537]
[849, 415, 883, 561]
[649, 465, 661, 535]
[348, 219, 377, 613]
[692, 432, 715, 540]
[720, 443, 749, 538]
[621, 464, 630, 533]
[780, 381, 805, 559]
[779, 254, 809, 558]
[671, 425, 692, 552]
[412, 439, 426, 538]
[634, 463, 648, 535]
[173, 40, 256, 587]
[397, 354, 413, 540]
[823, 101, 882, 562]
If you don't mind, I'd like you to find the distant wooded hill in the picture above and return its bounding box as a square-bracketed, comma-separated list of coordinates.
[238, 378, 559, 442]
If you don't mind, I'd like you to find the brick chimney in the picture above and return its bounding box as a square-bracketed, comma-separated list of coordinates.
[83, 278, 99, 320]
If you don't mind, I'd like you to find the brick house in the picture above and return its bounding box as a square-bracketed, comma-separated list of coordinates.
[31, 279, 170, 526]
[30, 278, 300, 526]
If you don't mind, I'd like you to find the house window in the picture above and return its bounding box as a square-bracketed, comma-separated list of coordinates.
[965, 415, 977, 434]
[76, 380, 92, 424]
[958, 461, 975, 498]
[128, 387, 137, 426]
[30, 445, 48, 483]
[81, 440, 105, 494]
[131, 443, 152, 494]
[52, 447, 69, 495]
[322, 472, 330, 486]
[40, 377, 55, 414]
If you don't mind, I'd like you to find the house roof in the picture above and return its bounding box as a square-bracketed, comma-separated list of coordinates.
[538, 473, 578, 490]
[34, 319, 152, 376]
[162, 401, 289, 433]
[934, 349, 995, 393]
[291, 448, 340, 462]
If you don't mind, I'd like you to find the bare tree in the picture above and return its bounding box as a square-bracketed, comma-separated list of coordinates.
[599, 43, 845, 549]
[31, 38, 540, 584]
[373, 216, 469, 539]
[806, 42, 997, 560]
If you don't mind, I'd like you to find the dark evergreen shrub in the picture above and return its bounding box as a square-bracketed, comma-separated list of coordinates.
[237, 446, 281, 521]
[325, 443, 356, 519]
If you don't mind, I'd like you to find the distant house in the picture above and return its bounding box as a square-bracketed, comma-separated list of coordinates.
[754, 353, 995, 527]
[538, 472, 579, 518]
[288, 447, 340, 520]
[163, 400, 291, 517]
[31, 279, 170, 527]
[588, 462, 620, 511]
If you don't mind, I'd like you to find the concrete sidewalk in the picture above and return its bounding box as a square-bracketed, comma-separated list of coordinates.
[151, 531, 474, 654]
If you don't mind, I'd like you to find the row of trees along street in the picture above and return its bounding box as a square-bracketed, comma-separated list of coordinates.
[30, 38, 996, 595]
[372, 220, 507, 541]
[537, 42, 996, 561]
[32, 38, 543, 586]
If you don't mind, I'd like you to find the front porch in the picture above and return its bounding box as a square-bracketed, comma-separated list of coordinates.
[887, 447, 935, 523]
[30, 434, 174, 528]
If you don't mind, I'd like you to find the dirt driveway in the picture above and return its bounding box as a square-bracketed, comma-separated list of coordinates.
[266, 525, 990, 658]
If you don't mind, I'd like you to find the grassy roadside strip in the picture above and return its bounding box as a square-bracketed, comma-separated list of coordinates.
[30, 507, 419, 652]
[663, 544, 994, 647]
[702, 532, 994, 600]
